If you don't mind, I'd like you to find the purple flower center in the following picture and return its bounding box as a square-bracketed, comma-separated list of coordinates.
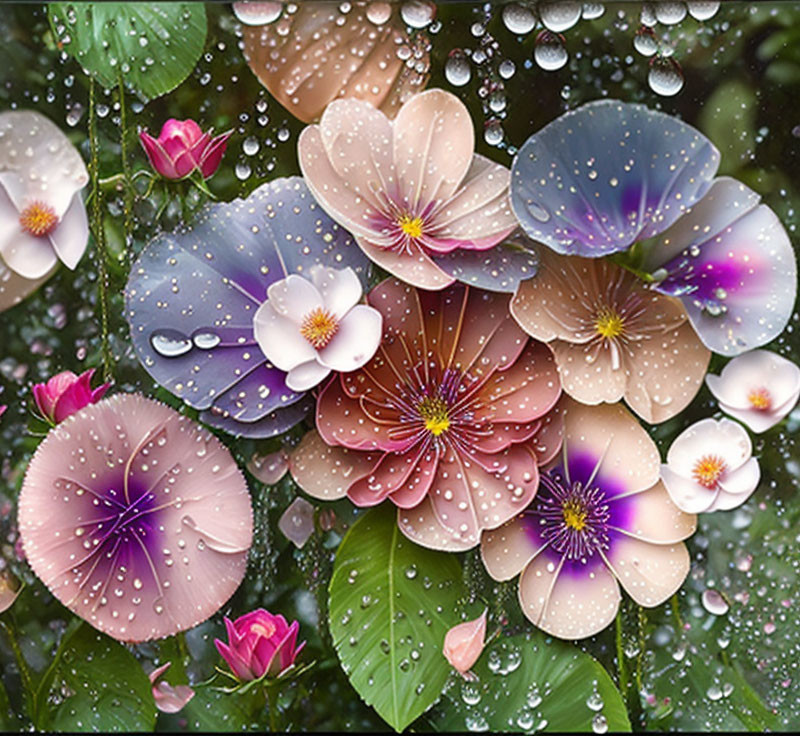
[531, 468, 611, 561]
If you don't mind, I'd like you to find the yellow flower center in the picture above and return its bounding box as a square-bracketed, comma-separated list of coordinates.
[398, 214, 424, 239]
[747, 388, 772, 411]
[418, 395, 450, 436]
[250, 621, 276, 639]
[692, 454, 726, 489]
[19, 201, 58, 237]
[300, 307, 339, 349]
[595, 307, 625, 339]
[562, 499, 587, 531]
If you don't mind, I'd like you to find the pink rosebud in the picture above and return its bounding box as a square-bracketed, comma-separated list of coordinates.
[443, 609, 487, 678]
[214, 609, 305, 681]
[139, 118, 232, 180]
[31, 368, 110, 424]
[148, 662, 195, 714]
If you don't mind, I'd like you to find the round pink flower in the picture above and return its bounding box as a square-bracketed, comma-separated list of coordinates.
[661, 417, 760, 514]
[481, 399, 696, 640]
[214, 608, 305, 681]
[298, 89, 518, 290]
[253, 265, 383, 391]
[511, 248, 710, 424]
[18, 393, 253, 642]
[290, 278, 563, 550]
[705, 350, 800, 433]
[0, 110, 89, 311]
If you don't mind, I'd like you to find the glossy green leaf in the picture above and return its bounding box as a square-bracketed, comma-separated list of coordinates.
[429, 632, 631, 733]
[181, 684, 264, 732]
[36, 623, 156, 732]
[328, 505, 467, 732]
[47, 3, 207, 101]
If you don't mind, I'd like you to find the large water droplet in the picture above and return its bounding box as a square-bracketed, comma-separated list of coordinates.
[445, 50, 471, 87]
[233, 1, 283, 26]
[502, 3, 536, 35]
[539, 1, 582, 32]
[648, 56, 684, 96]
[687, 1, 720, 21]
[534, 30, 568, 71]
[400, 0, 434, 29]
[655, 2, 687, 24]
[634, 26, 658, 56]
[702, 588, 730, 616]
[151, 329, 192, 358]
[192, 330, 221, 350]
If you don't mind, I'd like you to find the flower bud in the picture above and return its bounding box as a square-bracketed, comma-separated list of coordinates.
[31, 369, 110, 424]
[139, 118, 232, 180]
[443, 608, 487, 677]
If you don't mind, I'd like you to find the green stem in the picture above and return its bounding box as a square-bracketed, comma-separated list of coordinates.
[670, 593, 684, 631]
[615, 609, 629, 695]
[266, 684, 279, 732]
[88, 78, 113, 382]
[117, 74, 135, 266]
[0, 617, 35, 717]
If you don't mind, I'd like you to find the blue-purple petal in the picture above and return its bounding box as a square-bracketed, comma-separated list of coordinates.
[431, 230, 538, 293]
[125, 177, 368, 437]
[201, 395, 315, 439]
[511, 99, 720, 257]
[652, 180, 796, 355]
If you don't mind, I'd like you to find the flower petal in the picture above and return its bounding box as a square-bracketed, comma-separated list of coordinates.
[266, 274, 324, 322]
[0, 226, 58, 280]
[612, 480, 696, 544]
[665, 417, 752, 475]
[511, 99, 719, 257]
[716, 456, 760, 500]
[480, 513, 544, 582]
[253, 301, 317, 372]
[289, 429, 380, 501]
[286, 360, 331, 391]
[310, 265, 362, 319]
[317, 304, 382, 372]
[392, 88, 474, 210]
[397, 497, 476, 552]
[660, 465, 718, 513]
[357, 236, 454, 290]
[47, 192, 89, 270]
[518, 553, 621, 639]
[603, 536, 690, 607]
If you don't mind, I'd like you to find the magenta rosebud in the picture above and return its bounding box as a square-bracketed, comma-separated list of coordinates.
[31, 368, 110, 424]
[139, 118, 232, 180]
[214, 609, 305, 681]
[0, 405, 5, 418]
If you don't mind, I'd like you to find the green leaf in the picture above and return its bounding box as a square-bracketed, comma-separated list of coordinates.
[328, 505, 467, 732]
[698, 79, 757, 176]
[36, 623, 156, 732]
[429, 632, 631, 733]
[181, 684, 264, 732]
[47, 3, 207, 101]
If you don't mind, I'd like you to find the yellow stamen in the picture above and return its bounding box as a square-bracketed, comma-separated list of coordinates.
[747, 388, 771, 411]
[300, 307, 339, 349]
[692, 454, 726, 489]
[562, 499, 587, 530]
[418, 396, 450, 436]
[251, 622, 276, 639]
[398, 214, 424, 239]
[595, 307, 625, 339]
[19, 201, 58, 237]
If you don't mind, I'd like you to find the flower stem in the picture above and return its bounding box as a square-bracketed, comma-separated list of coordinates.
[670, 593, 684, 631]
[266, 684, 279, 732]
[88, 78, 113, 382]
[615, 609, 629, 695]
[0, 615, 35, 719]
[117, 73, 135, 267]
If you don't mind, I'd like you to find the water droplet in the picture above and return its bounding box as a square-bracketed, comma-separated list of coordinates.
[539, 1, 582, 32]
[445, 50, 471, 87]
[400, 0, 434, 28]
[648, 56, 684, 96]
[634, 26, 658, 56]
[365, 1, 392, 25]
[687, 1, 720, 21]
[534, 30, 569, 71]
[151, 329, 192, 358]
[502, 3, 536, 35]
[655, 1, 687, 24]
[192, 330, 221, 350]
[233, 1, 282, 25]
[592, 713, 609, 734]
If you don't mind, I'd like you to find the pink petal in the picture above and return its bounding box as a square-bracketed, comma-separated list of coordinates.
[253, 300, 317, 372]
[716, 456, 760, 501]
[443, 609, 487, 675]
[289, 429, 380, 501]
[660, 465, 718, 514]
[356, 236, 455, 290]
[310, 265, 362, 320]
[518, 554, 622, 639]
[47, 193, 89, 270]
[392, 89, 474, 210]
[481, 514, 544, 582]
[139, 132, 180, 179]
[0, 225, 58, 280]
[285, 360, 331, 392]
[613, 480, 696, 544]
[603, 535, 691, 607]
[396, 497, 475, 552]
[198, 131, 232, 179]
[347, 442, 431, 507]
[665, 417, 752, 476]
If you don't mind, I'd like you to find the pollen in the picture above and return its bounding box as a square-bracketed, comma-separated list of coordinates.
[398, 214, 424, 239]
[595, 307, 625, 339]
[692, 454, 727, 489]
[19, 201, 58, 237]
[747, 387, 772, 411]
[300, 307, 339, 349]
[562, 499, 587, 531]
[418, 395, 450, 436]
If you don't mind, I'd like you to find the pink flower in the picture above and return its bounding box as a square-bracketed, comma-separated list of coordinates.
[298, 89, 518, 290]
[253, 265, 383, 391]
[705, 350, 800, 433]
[31, 368, 110, 424]
[214, 609, 305, 681]
[290, 279, 563, 550]
[660, 417, 760, 513]
[148, 662, 195, 714]
[0, 405, 5, 418]
[443, 609, 487, 678]
[139, 119, 232, 180]
[0, 570, 21, 614]
[481, 399, 696, 640]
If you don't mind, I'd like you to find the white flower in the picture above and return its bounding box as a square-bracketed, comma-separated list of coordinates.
[705, 349, 800, 433]
[0, 110, 89, 311]
[661, 417, 760, 514]
[253, 265, 382, 391]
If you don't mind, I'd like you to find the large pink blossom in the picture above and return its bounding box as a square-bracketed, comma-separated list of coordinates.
[290, 278, 563, 550]
[298, 89, 518, 290]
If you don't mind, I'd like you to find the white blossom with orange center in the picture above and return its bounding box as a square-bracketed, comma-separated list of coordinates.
[253, 265, 383, 392]
[661, 417, 760, 514]
[705, 349, 800, 433]
[0, 110, 89, 312]
[511, 247, 711, 424]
